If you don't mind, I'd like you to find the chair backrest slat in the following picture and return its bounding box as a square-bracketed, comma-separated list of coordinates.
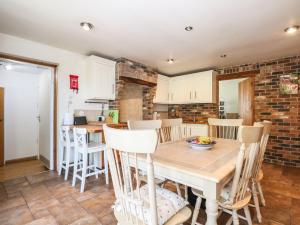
[208, 118, 243, 140]
[61, 126, 72, 148]
[127, 120, 162, 130]
[253, 120, 272, 179]
[160, 118, 183, 143]
[103, 125, 159, 225]
[73, 128, 88, 152]
[228, 125, 264, 205]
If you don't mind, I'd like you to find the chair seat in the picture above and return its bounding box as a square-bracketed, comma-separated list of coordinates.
[76, 142, 106, 153]
[114, 184, 188, 225]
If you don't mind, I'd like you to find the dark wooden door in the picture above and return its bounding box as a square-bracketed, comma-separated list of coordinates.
[238, 78, 254, 125]
[0, 87, 4, 166]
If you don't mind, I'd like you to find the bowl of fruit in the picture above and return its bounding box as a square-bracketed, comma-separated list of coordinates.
[186, 136, 216, 150]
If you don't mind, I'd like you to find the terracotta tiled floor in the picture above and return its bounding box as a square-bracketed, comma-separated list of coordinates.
[0, 163, 299, 225]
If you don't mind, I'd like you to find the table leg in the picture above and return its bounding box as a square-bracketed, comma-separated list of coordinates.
[205, 198, 218, 225]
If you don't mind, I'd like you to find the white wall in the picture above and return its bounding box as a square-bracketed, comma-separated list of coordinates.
[0, 70, 39, 160]
[219, 78, 246, 114]
[0, 33, 104, 168]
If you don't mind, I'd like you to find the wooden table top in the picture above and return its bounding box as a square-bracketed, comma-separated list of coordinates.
[63, 123, 127, 133]
[151, 138, 240, 183]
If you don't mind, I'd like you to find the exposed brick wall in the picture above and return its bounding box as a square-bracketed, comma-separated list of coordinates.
[168, 104, 218, 123]
[167, 55, 300, 167]
[109, 58, 158, 120]
[218, 55, 300, 167]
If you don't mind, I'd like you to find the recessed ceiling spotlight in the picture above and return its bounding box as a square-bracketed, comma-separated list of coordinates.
[220, 54, 227, 58]
[80, 22, 94, 31]
[167, 58, 174, 64]
[5, 64, 12, 70]
[185, 26, 193, 31]
[284, 25, 299, 34]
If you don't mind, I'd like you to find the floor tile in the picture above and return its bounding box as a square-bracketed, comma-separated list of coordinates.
[0, 195, 26, 212]
[68, 215, 102, 225]
[24, 215, 58, 225]
[0, 205, 34, 225]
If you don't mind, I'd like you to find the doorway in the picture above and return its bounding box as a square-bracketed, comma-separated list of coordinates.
[0, 56, 57, 180]
[217, 74, 255, 125]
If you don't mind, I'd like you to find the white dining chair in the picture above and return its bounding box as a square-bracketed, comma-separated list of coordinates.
[128, 119, 165, 186]
[159, 118, 187, 198]
[160, 118, 183, 143]
[191, 125, 264, 225]
[72, 128, 109, 192]
[127, 119, 162, 130]
[103, 125, 191, 225]
[59, 126, 75, 180]
[251, 120, 272, 223]
[208, 118, 243, 140]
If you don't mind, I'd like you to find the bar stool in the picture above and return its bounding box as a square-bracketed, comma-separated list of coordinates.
[72, 128, 109, 192]
[59, 126, 75, 180]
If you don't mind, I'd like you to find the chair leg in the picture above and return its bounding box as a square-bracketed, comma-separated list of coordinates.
[175, 183, 182, 197]
[80, 153, 87, 193]
[225, 216, 233, 225]
[252, 181, 262, 223]
[191, 196, 202, 225]
[72, 151, 79, 187]
[244, 206, 253, 225]
[104, 150, 109, 184]
[257, 182, 266, 206]
[93, 152, 99, 179]
[64, 148, 70, 180]
[184, 185, 188, 201]
[58, 147, 64, 176]
[232, 210, 239, 225]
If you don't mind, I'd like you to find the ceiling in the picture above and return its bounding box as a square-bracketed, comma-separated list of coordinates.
[0, 0, 299, 75]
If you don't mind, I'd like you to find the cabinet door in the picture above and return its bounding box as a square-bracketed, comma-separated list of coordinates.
[169, 76, 189, 103]
[87, 58, 116, 100]
[154, 75, 169, 103]
[192, 71, 216, 103]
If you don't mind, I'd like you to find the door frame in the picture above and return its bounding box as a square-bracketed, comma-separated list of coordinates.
[0, 52, 59, 170]
[216, 70, 259, 124]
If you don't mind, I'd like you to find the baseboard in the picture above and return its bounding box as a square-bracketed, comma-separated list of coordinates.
[5, 155, 38, 164]
[39, 154, 50, 168]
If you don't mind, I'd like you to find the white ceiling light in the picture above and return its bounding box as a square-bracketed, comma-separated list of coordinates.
[284, 25, 299, 34]
[5, 64, 12, 70]
[167, 58, 174, 64]
[185, 26, 193, 31]
[80, 22, 94, 31]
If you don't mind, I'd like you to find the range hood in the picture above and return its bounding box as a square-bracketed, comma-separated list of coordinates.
[85, 98, 109, 104]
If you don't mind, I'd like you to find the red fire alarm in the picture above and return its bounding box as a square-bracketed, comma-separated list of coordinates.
[69, 74, 79, 93]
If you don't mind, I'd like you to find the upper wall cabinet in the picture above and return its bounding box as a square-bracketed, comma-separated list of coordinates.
[153, 75, 169, 103]
[85, 55, 116, 100]
[154, 70, 217, 104]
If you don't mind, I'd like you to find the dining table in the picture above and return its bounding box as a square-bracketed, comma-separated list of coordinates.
[130, 138, 241, 225]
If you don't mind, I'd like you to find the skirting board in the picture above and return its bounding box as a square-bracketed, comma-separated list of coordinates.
[5, 156, 38, 164]
[39, 154, 50, 169]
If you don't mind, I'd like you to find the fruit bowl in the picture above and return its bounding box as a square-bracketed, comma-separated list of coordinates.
[186, 136, 216, 150]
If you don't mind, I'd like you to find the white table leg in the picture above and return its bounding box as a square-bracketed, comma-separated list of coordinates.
[205, 198, 218, 225]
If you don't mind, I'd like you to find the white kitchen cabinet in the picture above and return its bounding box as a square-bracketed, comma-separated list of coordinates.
[169, 76, 188, 104]
[187, 70, 217, 103]
[85, 55, 116, 100]
[153, 75, 169, 103]
[182, 123, 208, 138]
[154, 70, 217, 104]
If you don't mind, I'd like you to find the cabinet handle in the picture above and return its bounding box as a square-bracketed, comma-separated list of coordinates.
[194, 91, 197, 99]
[189, 91, 191, 100]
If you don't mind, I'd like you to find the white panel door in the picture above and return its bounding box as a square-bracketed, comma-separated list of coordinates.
[169, 76, 188, 103]
[38, 69, 52, 169]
